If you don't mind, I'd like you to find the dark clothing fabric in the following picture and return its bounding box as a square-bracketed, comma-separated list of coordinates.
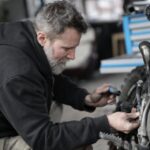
[0, 21, 110, 150]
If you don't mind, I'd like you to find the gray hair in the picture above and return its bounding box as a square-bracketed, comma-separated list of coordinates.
[34, 0, 88, 40]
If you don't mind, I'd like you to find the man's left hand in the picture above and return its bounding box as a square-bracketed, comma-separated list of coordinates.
[84, 84, 116, 107]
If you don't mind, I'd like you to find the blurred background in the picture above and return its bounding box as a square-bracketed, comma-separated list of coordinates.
[0, 0, 148, 149]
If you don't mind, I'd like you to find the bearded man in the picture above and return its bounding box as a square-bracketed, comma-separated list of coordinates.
[0, 1, 139, 150]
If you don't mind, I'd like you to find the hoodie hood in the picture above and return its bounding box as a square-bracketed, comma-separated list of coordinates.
[0, 21, 52, 80]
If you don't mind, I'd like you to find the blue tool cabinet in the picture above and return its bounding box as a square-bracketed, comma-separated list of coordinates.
[100, 13, 149, 73]
[123, 13, 150, 55]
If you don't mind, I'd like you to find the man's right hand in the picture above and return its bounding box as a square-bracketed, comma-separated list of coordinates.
[107, 112, 140, 134]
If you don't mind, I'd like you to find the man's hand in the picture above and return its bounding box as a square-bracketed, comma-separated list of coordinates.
[84, 84, 116, 107]
[107, 112, 140, 134]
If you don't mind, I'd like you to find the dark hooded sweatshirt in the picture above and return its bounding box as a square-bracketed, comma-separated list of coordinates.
[0, 21, 110, 150]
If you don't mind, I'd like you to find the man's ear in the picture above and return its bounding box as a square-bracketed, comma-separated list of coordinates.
[36, 31, 47, 46]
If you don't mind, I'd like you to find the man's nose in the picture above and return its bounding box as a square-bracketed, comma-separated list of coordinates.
[67, 50, 75, 60]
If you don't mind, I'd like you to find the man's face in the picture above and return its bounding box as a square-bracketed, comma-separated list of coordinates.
[43, 28, 81, 74]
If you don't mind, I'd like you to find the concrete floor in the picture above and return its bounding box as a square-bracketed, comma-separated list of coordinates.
[60, 72, 127, 150]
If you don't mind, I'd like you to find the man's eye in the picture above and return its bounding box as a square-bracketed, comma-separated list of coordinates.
[63, 48, 70, 51]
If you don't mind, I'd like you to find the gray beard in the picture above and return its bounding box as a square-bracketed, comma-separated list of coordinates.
[43, 47, 67, 75]
[49, 59, 66, 75]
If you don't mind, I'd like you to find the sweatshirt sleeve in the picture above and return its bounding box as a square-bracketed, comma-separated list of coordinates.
[0, 75, 111, 150]
[53, 74, 95, 111]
